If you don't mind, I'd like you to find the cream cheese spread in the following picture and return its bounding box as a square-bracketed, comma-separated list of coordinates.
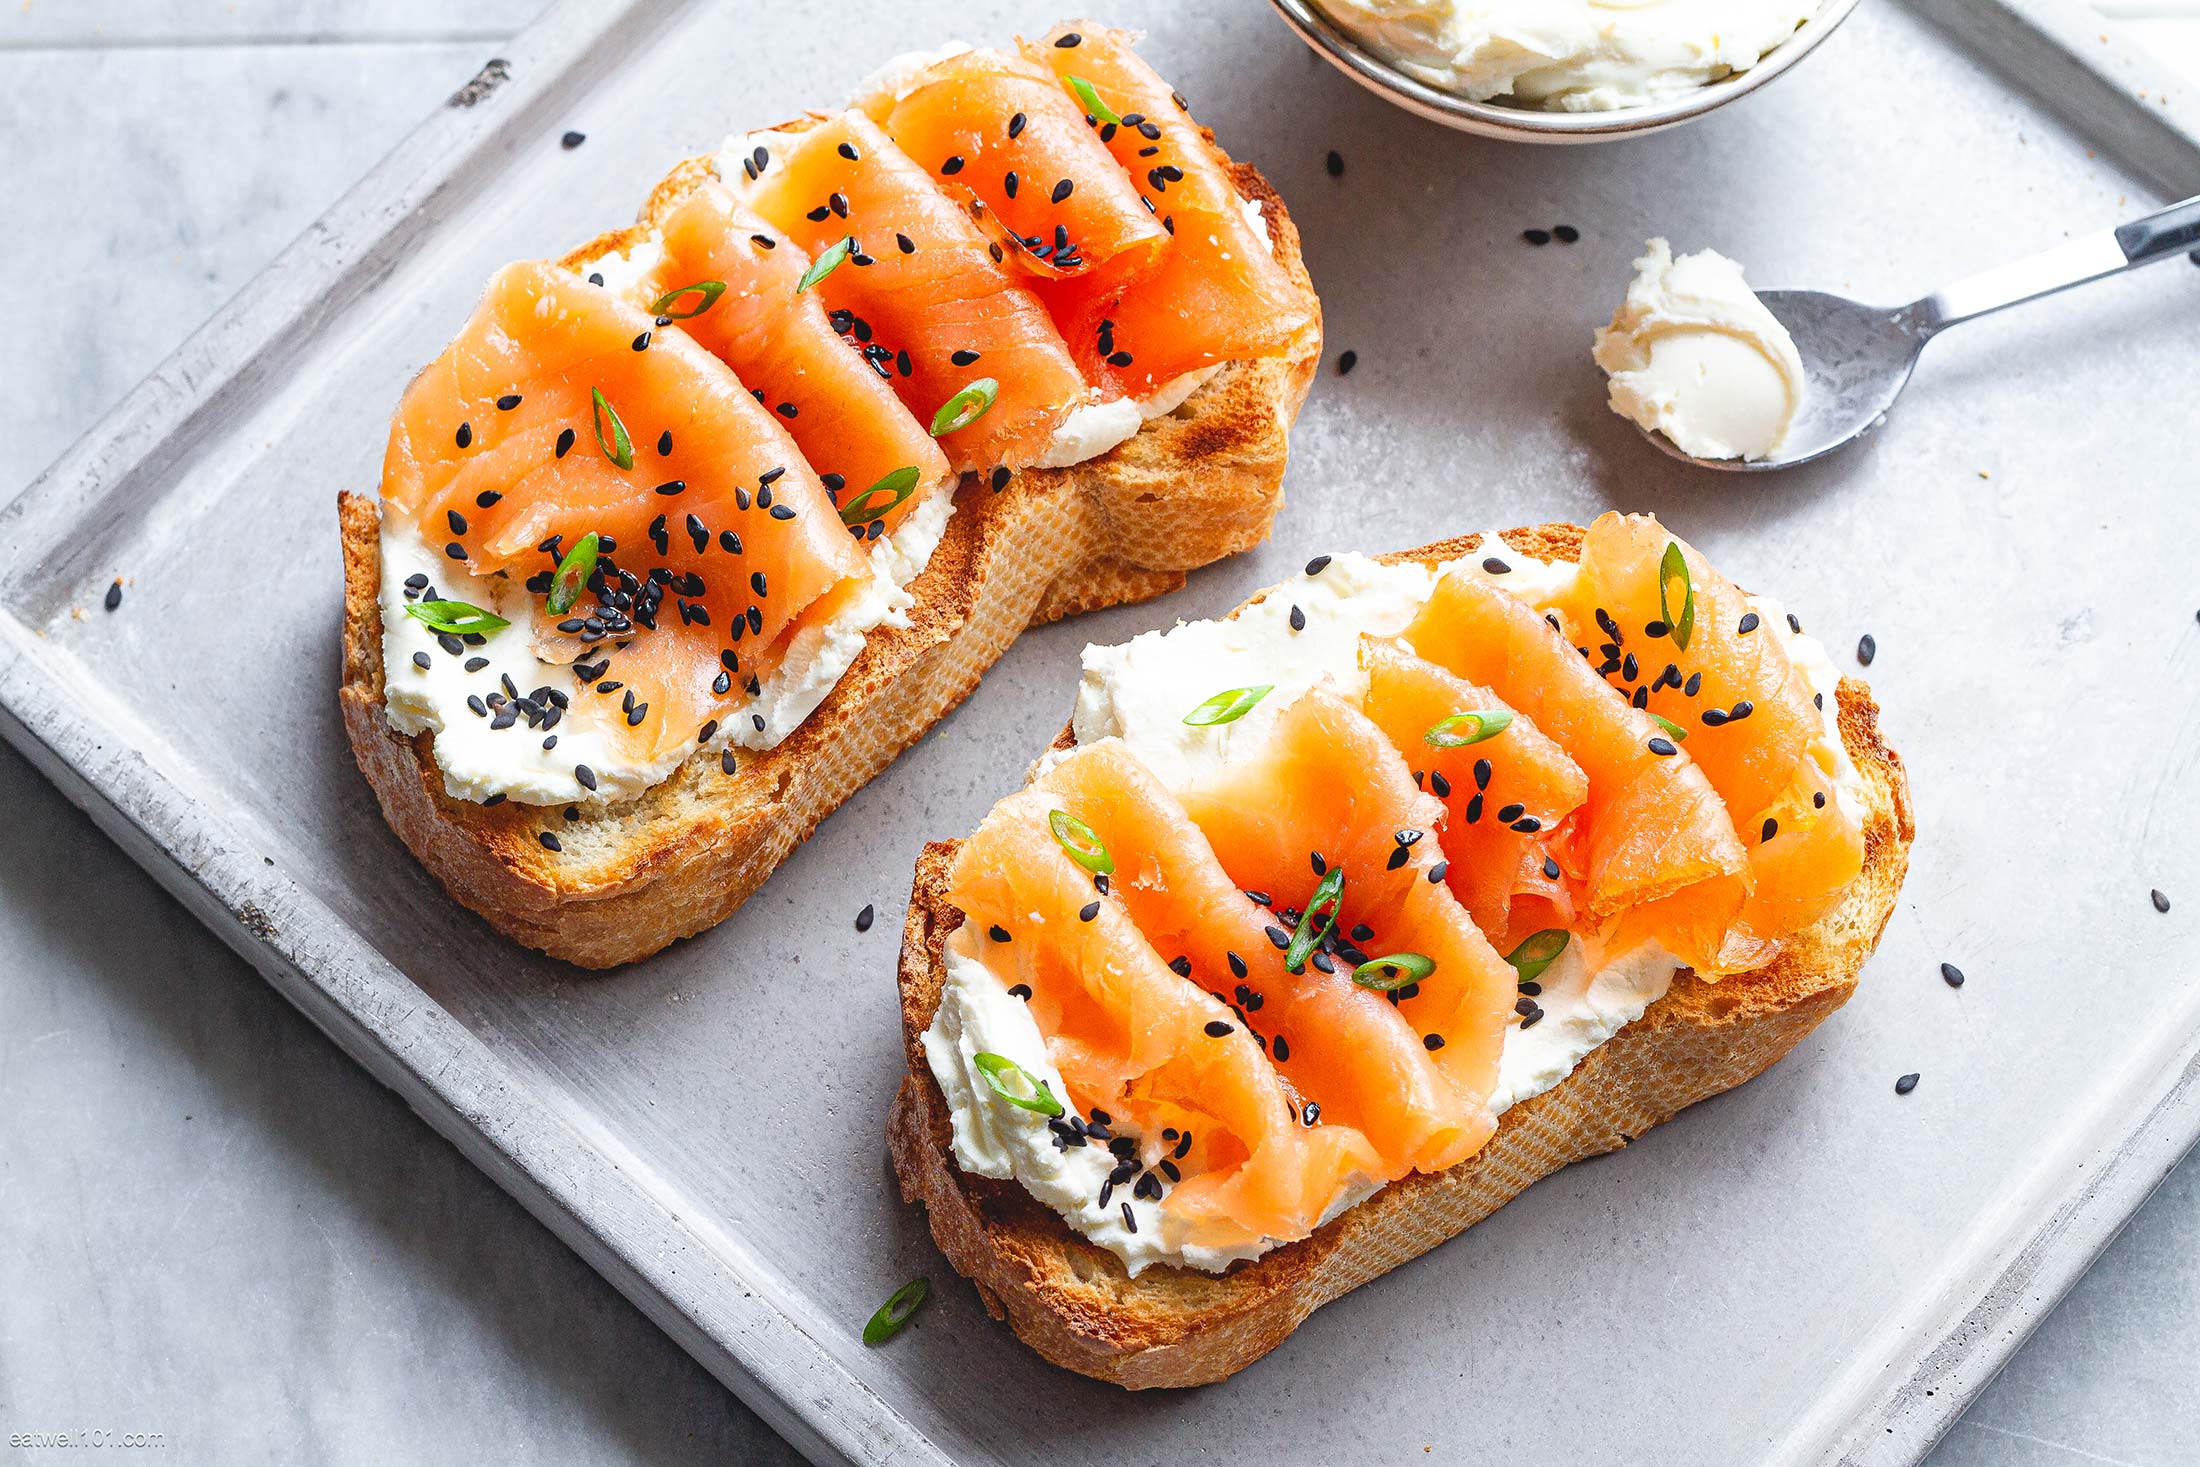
[1594, 238, 1807, 462]
[1315, 0, 1818, 111]
[931, 531, 1862, 1271]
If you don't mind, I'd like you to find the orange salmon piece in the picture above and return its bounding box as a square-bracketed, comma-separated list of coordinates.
[643, 181, 952, 534]
[1358, 637, 1588, 946]
[867, 47, 1168, 289]
[1023, 23, 1319, 395]
[1038, 741, 1487, 1179]
[1176, 690, 1515, 1120]
[948, 782, 1380, 1251]
[1403, 570, 1753, 973]
[744, 110, 1088, 472]
[382, 261, 866, 760]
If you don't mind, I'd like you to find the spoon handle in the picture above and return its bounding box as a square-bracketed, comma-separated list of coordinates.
[1911, 194, 2200, 335]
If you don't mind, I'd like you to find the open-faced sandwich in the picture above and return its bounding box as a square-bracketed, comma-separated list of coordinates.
[339, 23, 1321, 966]
[890, 512, 1913, 1386]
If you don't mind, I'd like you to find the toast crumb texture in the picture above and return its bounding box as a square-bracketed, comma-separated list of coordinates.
[340, 150, 1318, 968]
[886, 522, 1916, 1388]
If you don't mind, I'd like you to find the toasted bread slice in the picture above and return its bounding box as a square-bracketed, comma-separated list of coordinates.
[887, 522, 1915, 1389]
[340, 142, 1318, 968]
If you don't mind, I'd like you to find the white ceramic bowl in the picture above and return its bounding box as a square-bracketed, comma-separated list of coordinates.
[1266, 0, 1866, 142]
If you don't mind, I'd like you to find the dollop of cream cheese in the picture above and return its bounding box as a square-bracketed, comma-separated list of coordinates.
[1316, 0, 1818, 111]
[933, 532, 1864, 1272]
[1593, 238, 1807, 462]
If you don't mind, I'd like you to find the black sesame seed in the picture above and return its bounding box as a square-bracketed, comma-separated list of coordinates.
[632, 331, 651, 352]
[721, 749, 738, 776]
[1203, 1020, 1233, 1038]
[990, 465, 1012, 493]
[1008, 984, 1032, 1001]
[1429, 862, 1447, 883]
[538, 831, 562, 851]
[1762, 817, 1779, 842]
[837, 140, 859, 161]
[1523, 228, 1552, 246]
[1482, 557, 1510, 575]
[560, 130, 586, 149]
[1553, 225, 1580, 243]
[1336, 349, 1357, 376]
[1895, 1072, 1920, 1095]
[1289, 604, 1306, 632]
[1423, 1033, 1445, 1051]
[1003, 170, 1019, 199]
[855, 904, 875, 932]
[1054, 31, 1081, 46]
[455, 421, 473, 448]
[1325, 149, 1344, 177]
[1008, 111, 1027, 139]
[1940, 962, 1965, 988]
[951, 349, 980, 366]
[1306, 554, 1332, 576]
[2152, 889, 2172, 913]
[103, 580, 123, 612]
[1079, 900, 1101, 922]
[1857, 634, 1877, 666]
[411, 651, 432, 670]
[555, 427, 575, 458]
[1051, 178, 1074, 204]
[1737, 611, 1761, 635]
[941, 154, 965, 175]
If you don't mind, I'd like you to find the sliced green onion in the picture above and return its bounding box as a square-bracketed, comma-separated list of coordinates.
[404, 598, 510, 636]
[972, 1052, 1065, 1117]
[590, 387, 634, 470]
[1659, 541, 1695, 652]
[546, 531, 600, 616]
[1424, 709, 1512, 748]
[1647, 712, 1689, 742]
[1183, 685, 1272, 727]
[1353, 952, 1434, 992]
[1505, 929, 1570, 984]
[863, 1277, 930, 1345]
[648, 279, 727, 319]
[1048, 808, 1114, 875]
[839, 465, 922, 526]
[1064, 74, 1123, 125]
[797, 235, 853, 294]
[1285, 867, 1345, 974]
[929, 378, 999, 436]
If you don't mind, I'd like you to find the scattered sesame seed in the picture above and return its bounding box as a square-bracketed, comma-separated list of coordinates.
[1857, 633, 1877, 666]
[1895, 1072, 1920, 1095]
[1325, 149, 1344, 177]
[1553, 225, 1580, 243]
[103, 580, 123, 612]
[1423, 1033, 1445, 1051]
[1079, 900, 1101, 922]
[1204, 1020, 1233, 1038]
[1940, 962, 1965, 988]
[1336, 349, 1357, 376]
[1051, 178, 1074, 204]
[561, 130, 585, 149]
[855, 904, 875, 933]
[1305, 554, 1332, 576]
[1289, 604, 1306, 632]
[1055, 31, 1081, 46]
[455, 421, 473, 448]
[1482, 557, 1510, 575]
[2152, 888, 2172, 913]
[1523, 228, 1552, 246]
[555, 427, 575, 458]
[538, 830, 562, 851]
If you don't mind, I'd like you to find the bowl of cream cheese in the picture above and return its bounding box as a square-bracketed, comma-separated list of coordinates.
[1267, 0, 1862, 140]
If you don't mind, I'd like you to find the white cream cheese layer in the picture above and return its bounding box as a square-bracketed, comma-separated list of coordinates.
[1593, 239, 1807, 462]
[1315, 0, 1818, 111]
[379, 484, 953, 807]
[932, 531, 1861, 1271]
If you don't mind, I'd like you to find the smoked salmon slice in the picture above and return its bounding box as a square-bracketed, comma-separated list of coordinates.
[741, 110, 1090, 473]
[383, 260, 869, 761]
[610, 181, 953, 536]
[1036, 740, 1487, 1179]
[948, 776, 1380, 1252]
[862, 47, 1169, 289]
[1357, 637, 1589, 948]
[1402, 570, 1755, 973]
[1175, 690, 1517, 1120]
[1556, 512, 1867, 945]
[1022, 24, 1319, 397]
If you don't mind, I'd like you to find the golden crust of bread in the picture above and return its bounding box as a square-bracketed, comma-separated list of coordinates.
[340, 144, 1319, 968]
[886, 522, 1916, 1388]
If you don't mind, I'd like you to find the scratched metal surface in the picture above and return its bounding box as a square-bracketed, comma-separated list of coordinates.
[1, 0, 2196, 1463]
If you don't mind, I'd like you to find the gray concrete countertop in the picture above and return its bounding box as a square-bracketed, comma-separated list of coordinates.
[1, 5, 2192, 1464]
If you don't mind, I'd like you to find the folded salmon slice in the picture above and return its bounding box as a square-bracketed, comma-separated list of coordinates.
[1402, 570, 1754, 973]
[742, 110, 1089, 473]
[948, 779, 1380, 1251]
[1176, 690, 1516, 1120]
[609, 181, 954, 536]
[1037, 740, 1486, 1180]
[1557, 512, 1867, 945]
[1358, 638, 1589, 949]
[864, 47, 1168, 291]
[1023, 23, 1319, 396]
[383, 261, 868, 761]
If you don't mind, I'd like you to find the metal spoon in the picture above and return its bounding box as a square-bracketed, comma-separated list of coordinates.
[1641, 194, 2200, 471]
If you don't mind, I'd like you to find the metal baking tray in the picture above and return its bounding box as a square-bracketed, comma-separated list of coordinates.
[4, 1, 2196, 1462]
